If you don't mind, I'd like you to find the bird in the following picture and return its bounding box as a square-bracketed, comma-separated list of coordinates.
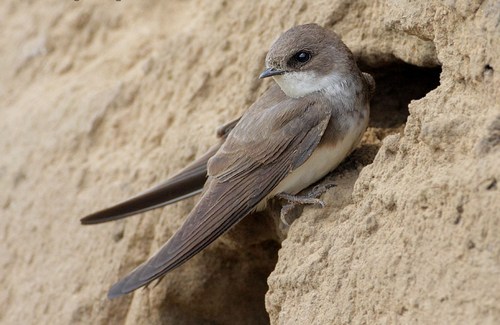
[81, 23, 375, 298]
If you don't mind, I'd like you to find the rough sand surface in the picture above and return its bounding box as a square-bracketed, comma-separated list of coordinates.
[0, 1, 498, 324]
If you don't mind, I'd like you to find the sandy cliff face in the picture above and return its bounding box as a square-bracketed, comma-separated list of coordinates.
[0, 1, 498, 324]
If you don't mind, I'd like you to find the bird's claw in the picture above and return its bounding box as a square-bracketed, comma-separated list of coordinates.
[275, 182, 335, 226]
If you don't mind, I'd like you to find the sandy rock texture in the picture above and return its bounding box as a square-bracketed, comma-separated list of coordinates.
[0, 0, 498, 324]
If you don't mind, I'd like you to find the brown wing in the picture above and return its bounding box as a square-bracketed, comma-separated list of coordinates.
[80, 117, 240, 225]
[108, 90, 331, 298]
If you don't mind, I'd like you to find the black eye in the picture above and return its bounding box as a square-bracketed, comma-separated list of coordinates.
[294, 51, 311, 63]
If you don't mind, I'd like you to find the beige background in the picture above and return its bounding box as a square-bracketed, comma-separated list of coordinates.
[0, 0, 499, 324]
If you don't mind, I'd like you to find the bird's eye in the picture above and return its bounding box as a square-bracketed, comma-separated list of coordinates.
[294, 51, 311, 63]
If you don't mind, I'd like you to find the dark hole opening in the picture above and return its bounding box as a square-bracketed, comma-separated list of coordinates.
[361, 61, 442, 130]
[347, 60, 442, 166]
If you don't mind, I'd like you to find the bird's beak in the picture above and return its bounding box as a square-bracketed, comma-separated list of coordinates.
[259, 67, 286, 79]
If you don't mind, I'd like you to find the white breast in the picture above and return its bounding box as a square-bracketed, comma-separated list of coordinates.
[257, 109, 368, 210]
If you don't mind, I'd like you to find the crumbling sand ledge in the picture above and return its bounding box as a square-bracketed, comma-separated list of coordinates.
[0, 1, 498, 324]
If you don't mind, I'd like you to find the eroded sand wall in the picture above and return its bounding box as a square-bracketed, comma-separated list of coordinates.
[0, 1, 498, 324]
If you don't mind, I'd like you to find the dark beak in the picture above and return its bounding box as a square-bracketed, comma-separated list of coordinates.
[259, 67, 285, 79]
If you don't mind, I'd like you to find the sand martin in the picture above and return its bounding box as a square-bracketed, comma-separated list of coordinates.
[81, 23, 375, 298]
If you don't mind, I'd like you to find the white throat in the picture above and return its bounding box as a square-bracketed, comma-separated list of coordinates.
[273, 70, 353, 99]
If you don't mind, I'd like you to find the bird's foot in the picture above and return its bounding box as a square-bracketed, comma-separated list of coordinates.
[275, 181, 336, 226]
